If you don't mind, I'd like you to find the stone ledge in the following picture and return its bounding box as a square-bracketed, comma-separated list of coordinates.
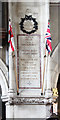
[8, 97, 53, 105]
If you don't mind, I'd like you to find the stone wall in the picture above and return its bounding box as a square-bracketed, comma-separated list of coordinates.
[0, 0, 59, 119]
[8, 1, 49, 97]
[6, 1, 53, 119]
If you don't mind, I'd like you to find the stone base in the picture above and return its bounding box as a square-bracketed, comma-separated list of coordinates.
[6, 96, 53, 118]
[6, 103, 52, 118]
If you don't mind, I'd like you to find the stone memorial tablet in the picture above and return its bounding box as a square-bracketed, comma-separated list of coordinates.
[17, 34, 41, 89]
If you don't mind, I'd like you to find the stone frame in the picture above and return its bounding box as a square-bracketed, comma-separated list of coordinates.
[17, 34, 42, 89]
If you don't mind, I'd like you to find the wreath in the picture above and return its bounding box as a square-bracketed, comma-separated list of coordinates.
[19, 15, 38, 34]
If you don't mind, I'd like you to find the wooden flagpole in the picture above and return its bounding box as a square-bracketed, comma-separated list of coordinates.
[12, 52, 19, 95]
[46, 52, 49, 89]
[42, 49, 46, 94]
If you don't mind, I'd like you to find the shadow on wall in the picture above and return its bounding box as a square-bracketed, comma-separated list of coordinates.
[57, 74, 60, 96]
[57, 74, 60, 118]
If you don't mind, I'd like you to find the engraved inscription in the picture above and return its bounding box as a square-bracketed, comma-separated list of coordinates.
[18, 35, 40, 88]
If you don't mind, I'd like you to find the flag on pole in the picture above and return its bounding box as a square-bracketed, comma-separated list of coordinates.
[45, 21, 52, 54]
[8, 19, 19, 94]
[8, 19, 15, 51]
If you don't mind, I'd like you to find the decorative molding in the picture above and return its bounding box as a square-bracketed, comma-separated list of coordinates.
[8, 97, 54, 105]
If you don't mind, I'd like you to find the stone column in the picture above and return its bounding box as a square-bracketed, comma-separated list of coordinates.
[40, 0, 50, 95]
[41, 0, 53, 97]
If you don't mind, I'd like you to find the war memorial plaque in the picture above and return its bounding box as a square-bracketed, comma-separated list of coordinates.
[17, 34, 41, 89]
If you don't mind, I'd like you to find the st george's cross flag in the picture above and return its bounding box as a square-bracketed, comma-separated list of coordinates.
[8, 19, 15, 51]
[45, 21, 52, 54]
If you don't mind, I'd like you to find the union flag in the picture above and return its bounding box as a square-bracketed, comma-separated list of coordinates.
[45, 21, 52, 54]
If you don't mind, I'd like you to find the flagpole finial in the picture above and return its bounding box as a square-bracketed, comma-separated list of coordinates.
[44, 55, 46, 58]
[9, 18, 11, 21]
